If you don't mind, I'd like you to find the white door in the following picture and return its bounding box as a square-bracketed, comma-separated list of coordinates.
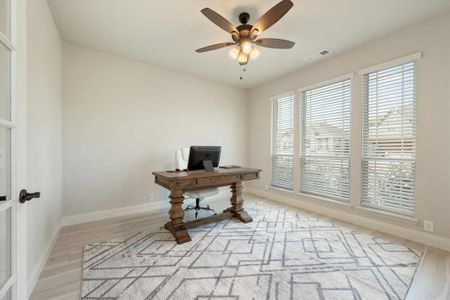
[0, 0, 25, 299]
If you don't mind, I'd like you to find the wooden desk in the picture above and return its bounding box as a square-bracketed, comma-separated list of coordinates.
[152, 167, 261, 244]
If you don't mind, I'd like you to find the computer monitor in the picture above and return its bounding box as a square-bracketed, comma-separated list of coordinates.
[187, 146, 221, 171]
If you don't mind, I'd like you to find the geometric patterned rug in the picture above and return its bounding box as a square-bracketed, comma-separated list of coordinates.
[81, 201, 422, 299]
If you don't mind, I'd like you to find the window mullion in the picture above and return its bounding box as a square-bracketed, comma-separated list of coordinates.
[293, 93, 301, 192]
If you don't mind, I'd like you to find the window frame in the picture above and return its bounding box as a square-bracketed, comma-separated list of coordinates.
[298, 73, 353, 203]
[270, 92, 295, 191]
[359, 52, 421, 217]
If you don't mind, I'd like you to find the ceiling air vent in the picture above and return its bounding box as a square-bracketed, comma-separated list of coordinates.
[304, 49, 331, 63]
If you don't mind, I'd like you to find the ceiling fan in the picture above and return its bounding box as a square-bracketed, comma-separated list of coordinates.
[195, 0, 295, 66]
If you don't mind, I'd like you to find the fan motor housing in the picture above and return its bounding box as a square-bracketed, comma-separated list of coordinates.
[236, 24, 253, 37]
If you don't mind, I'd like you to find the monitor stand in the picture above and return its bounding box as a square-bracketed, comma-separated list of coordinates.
[203, 160, 214, 172]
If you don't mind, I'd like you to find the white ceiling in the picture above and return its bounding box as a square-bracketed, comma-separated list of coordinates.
[47, 0, 449, 88]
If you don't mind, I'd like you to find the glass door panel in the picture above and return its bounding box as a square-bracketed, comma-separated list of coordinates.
[0, 128, 10, 200]
[0, 207, 11, 287]
[0, 127, 12, 297]
[0, 44, 10, 121]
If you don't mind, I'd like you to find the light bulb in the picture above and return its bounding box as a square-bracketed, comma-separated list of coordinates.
[229, 46, 240, 59]
[241, 41, 252, 54]
[238, 50, 249, 65]
[249, 47, 260, 59]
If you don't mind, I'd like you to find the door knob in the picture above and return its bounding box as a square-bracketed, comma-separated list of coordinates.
[19, 189, 40, 203]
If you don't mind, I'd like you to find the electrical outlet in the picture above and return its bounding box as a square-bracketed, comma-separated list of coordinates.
[148, 193, 154, 202]
[423, 220, 434, 232]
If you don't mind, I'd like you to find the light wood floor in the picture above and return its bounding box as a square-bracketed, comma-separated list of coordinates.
[30, 194, 450, 300]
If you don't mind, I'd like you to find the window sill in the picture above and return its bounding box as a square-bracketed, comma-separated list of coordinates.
[264, 189, 418, 225]
[295, 192, 352, 208]
[354, 206, 419, 225]
[267, 186, 295, 194]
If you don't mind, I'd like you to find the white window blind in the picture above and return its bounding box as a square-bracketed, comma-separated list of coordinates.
[362, 61, 416, 216]
[300, 79, 351, 202]
[271, 94, 294, 190]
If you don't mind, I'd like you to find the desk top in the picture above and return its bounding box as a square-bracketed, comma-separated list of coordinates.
[153, 167, 261, 180]
[153, 167, 261, 191]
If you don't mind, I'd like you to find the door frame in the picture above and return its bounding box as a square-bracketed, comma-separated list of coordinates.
[15, 0, 28, 298]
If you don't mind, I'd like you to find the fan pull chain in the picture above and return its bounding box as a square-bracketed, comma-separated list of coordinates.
[240, 68, 247, 80]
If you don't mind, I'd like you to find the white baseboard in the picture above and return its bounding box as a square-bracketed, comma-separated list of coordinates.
[246, 187, 450, 252]
[27, 218, 63, 298]
[60, 187, 235, 228]
[61, 201, 169, 227]
[60, 189, 233, 227]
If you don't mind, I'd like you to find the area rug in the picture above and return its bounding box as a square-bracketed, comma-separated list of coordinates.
[81, 201, 422, 299]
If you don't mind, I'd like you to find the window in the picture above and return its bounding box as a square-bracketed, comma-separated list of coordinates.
[271, 94, 294, 190]
[300, 78, 351, 202]
[361, 61, 416, 216]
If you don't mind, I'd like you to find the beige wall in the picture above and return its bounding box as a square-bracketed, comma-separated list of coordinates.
[26, 0, 63, 289]
[247, 13, 450, 239]
[62, 44, 249, 216]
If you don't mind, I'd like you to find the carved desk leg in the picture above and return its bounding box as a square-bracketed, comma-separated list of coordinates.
[165, 189, 191, 244]
[227, 181, 253, 223]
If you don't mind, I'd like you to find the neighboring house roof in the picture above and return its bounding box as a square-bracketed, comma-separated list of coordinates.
[371, 104, 414, 132]
[309, 122, 348, 138]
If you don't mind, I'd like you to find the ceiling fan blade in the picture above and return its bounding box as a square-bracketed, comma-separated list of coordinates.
[255, 38, 295, 49]
[201, 8, 238, 34]
[251, 0, 294, 34]
[195, 42, 235, 53]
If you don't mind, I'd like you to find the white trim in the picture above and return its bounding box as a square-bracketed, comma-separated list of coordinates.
[61, 201, 169, 227]
[269, 90, 294, 102]
[27, 191, 235, 295]
[270, 99, 274, 156]
[246, 187, 450, 252]
[298, 72, 354, 92]
[61, 188, 230, 227]
[292, 92, 301, 192]
[359, 52, 422, 75]
[295, 192, 352, 208]
[5, 0, 20, 298]
[355, 205, 419, 225]
[27, 219, 63, 298]
[267, 185, 294, 194]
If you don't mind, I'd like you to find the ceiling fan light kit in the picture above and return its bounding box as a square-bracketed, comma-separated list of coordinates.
[229, 46, 240, 59]
[238, 50, 249, 65]
[249, 47, 260, 59]
[195, 0, 295, 66]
